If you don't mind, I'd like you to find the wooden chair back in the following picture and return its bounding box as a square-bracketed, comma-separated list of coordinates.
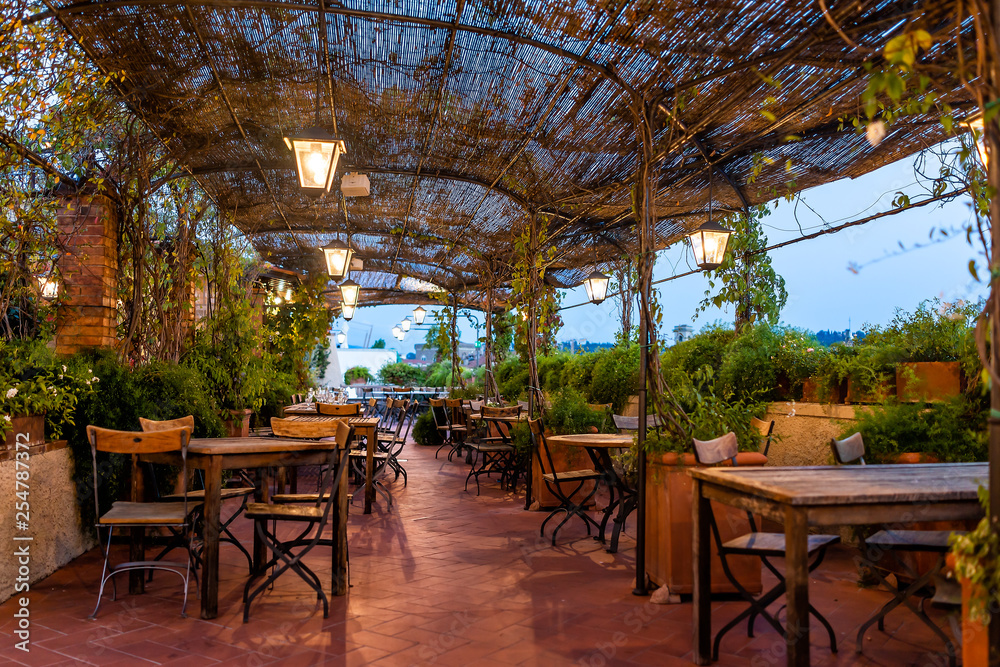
[612, 414, 663, 433]
[482, 405, 521, 418]
[317, 402, 360, 416]
[527, 417, 559, 475]
[692, 432, 739, 466]
[270, 417, 345, 439]
[139, 415, 195, 433]
[831, 432, 866, 465]
[87, 425, 191, 524]
[446, 398, 465, 427]
[88, 425, 191, 454]
[750, 417, 775, 456]
[429, 397, 449, 430]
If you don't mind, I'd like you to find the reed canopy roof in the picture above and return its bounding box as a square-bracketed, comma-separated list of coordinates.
[37, 0, 971, 307]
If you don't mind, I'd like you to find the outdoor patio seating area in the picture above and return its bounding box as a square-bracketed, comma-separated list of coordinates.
[0, 436, 968, 666]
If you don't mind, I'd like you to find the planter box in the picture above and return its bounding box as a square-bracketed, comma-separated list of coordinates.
[947, 553, 989, 666]
[645, 452, 763, 596]
[896, 361, 961, 403]
[4, 414, 45, 450]
[845, 377, 894, 404]
[802, 378, 844, 404]
[531, 435, 596, 510]
[224, 409, 252, 438]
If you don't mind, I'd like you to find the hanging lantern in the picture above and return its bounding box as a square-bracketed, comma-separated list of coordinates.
[339, 278, 360, 308]
[284, 129, 346, 197]
[412, 305, 426, 325]
[582, 270, 610, 305]
[341, 304, 355, 320]
[336, 331, 347, 346]
[38, 277, 59, 300]
[688, 220, 733, 270]
[320, 239, 354, 281]
[401, 316, 412, 332]
[392, 324, 402, 340]
[969, 117, 989, 169]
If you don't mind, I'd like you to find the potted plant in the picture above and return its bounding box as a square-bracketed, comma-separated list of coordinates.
[185, 303, 269, 437]
[949, 488, 997, 666]
[344, 365, 373, 385]
[642, 369, 766, 595]
[1, 340, 96, 447]
[529, 387, 606, 509]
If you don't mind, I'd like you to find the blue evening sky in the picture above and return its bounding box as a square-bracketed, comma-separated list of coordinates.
[338, 152, 986, 355]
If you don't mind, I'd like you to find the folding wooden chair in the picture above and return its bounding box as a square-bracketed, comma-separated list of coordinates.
[140, 416, 255, 572]
[693, 432, 839, 660]
[750, 417, 775, 456]
[528, 418, 603, 545]
[242, 421, 353, 622]
[87, 425, 195, 619]
[832, 432, 961, 665]
[464, 405, 519, 494]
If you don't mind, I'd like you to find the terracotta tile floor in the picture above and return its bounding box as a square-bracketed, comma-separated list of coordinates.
[1, 437, 964, 666]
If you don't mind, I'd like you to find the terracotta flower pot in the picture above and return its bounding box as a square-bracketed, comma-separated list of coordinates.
[802, 377, 845, 404]
[225, 409, 252, 438]
[644, 452, 764, 596]
[4, 413, 45, 450]
[946, 553, 989, 666]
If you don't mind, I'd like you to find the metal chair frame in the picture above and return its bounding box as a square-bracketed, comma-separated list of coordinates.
[242, 422, 352, 622]
[693, 432, 839, 660]
[87, 425, 195, 619]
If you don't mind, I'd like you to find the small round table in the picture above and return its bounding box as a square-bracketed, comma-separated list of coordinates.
[546, 433, 636, 553]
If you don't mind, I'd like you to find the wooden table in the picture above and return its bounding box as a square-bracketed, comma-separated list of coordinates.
[275, 410, 380, 514]
[141, 436, 350, 619]
[547, 433, 636, 552]
[689, 463, 988, 666]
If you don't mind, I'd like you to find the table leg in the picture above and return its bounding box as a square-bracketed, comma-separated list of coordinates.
[784, 506, 810, 667]
[200, 455, 222, 620]
[333, 452, 349, 595]
[692, 478, 711, 665]
[129, 454, 145, 595]
[252, 466, 269, 574]
[364, 426, 375, 514]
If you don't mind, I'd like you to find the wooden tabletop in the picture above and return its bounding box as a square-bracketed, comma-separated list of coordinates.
[546, 433, 634, 448]
[467, 412, 528, 423]
[689, 462, 989, 506]
[187, 437, 340, 455]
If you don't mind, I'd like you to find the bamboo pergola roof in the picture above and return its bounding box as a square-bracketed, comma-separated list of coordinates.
[35, 0, 972, 306]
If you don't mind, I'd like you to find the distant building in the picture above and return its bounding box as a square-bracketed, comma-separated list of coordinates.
[815, 329, 851, 346]
[558, 340, 614, 354]
[672, 324, 694, 345]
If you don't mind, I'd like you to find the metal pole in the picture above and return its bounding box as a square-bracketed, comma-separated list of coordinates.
[485, 287, 493, 404]
[988, 5, 1000, 661]
[451, 294, 459, 388]
[634, 104, 651, 596]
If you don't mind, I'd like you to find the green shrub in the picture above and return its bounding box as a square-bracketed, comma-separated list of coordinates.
[561, 352, 600, 394]
[838, 396, 986, 463]
[378, 362, 425, 386]
[717, 324, 779, 403]
[425, 361, 453, 387]
[344, 366, 372, 383]
[495, 358, 529, 401]
[545, 387, 610, 435]
[589, 345, 640, 413]
[412, 410, 443, 447]
[537, 353, 570, 393]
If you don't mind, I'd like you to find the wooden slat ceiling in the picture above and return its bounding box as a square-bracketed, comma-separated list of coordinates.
[35, 0, 972, 302]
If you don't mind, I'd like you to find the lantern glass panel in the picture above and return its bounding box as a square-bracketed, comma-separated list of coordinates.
[413, 306, 426, 325]
[341, 305, 355, 320]
[583, 271, 609, 304]
[339, 280, 360, 308]
[292, 139, 337, 190]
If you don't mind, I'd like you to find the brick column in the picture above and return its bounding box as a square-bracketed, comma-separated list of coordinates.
[53, 194, 118, 355]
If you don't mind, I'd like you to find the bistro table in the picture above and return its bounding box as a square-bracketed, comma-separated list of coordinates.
[280, 404, 380, 514]
[546, 433, 636, 553]
[690, 463, 988, 666]
[140, 436, 351, 619]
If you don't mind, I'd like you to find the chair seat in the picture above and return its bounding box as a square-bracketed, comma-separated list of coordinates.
[866, 529, 961, 552]
[244, 502, 323, 521]
[349, 450, 389, 459]
[470, 443, 515, 453]
[723, 532, 839, 556]
[162, 487, 255, 501]
[542, 469, 601, 483]
[271, 493, 352, 503]
[450, 425, 468, 432]
[99, 501, 190, 525]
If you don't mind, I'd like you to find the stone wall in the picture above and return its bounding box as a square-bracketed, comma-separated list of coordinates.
[0, 445, 95, 603]
[762, 402, 860, 467]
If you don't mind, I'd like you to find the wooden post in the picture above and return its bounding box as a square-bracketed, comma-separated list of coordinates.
[692, 478, 711, 664]
[451, 294, 459, 388]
